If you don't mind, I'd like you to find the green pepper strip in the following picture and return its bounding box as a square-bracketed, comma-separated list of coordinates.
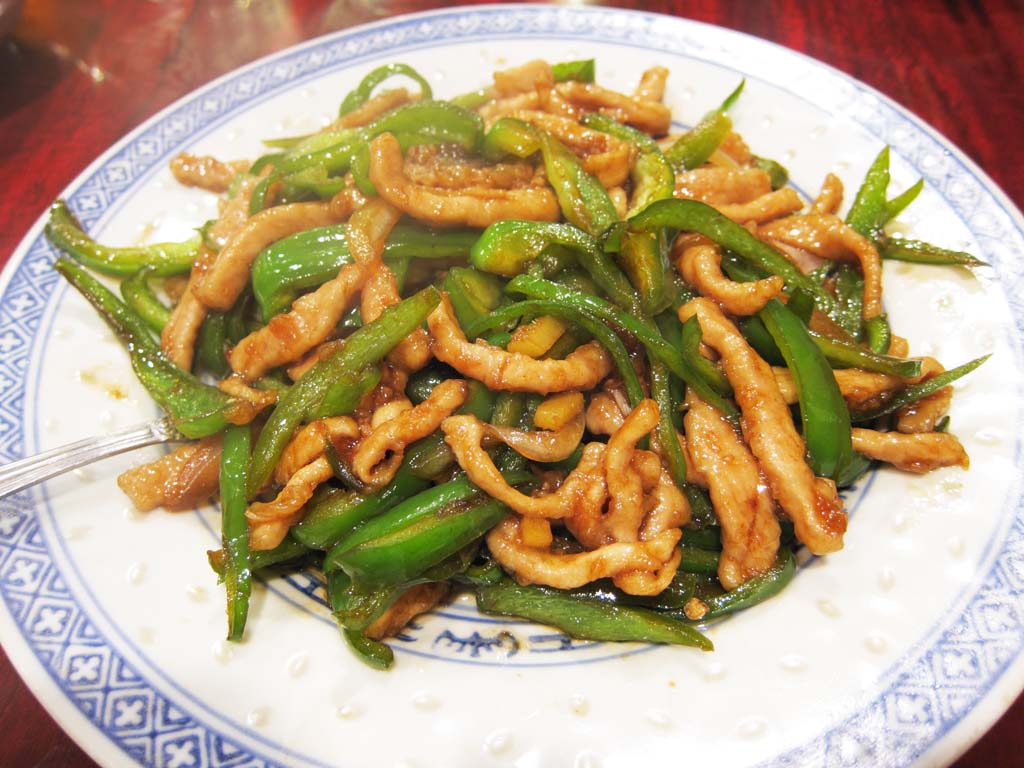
[274, 100, 483, 177]
[759, 298, 858, 481]
[677, 546, 721, 574]
[219, 424, 252, 641]
[338, 63, 432, 117]
[879, 237, 986, 267]
[753, 156, 790, 190]
[846, 146, 890, 240]
[613, 229, 674, 316]
[294, 469, 431, 552]
[195, 312, 230, 377]
[309, 365, 381, 420]
[505, 274, 739, 418]
[253, 224, 477, 319]
[120, 266, 171, 333]
[406, 363, 456, 404]
[329, 545, 478, 633]
[567, 571, 700, 612]
[55, 259, 245, 439]
[470, 220, 638, 313]
[476, 580, 713, 651]
[247, 286, 440, 496]
[579, 116, 678, 313]
[628, 198, 832, 310]
[247, 172, 280, 215]
[864, 313, 892, 355]
[649, 359, 689, 488]
[443, 266, 506, 337]
[853, 354, 989, 422]
[700, 549, 795, 620]
[208, 533, 309, 578]
[277, 167, 347, 203]
[551, 58, 596, 83]
[451, 58, 596, 110]
[487, 391, 529, 474]
[881, 178, 923, 225]
[829, 265, 865, 339]
[325, 471, 531, 587]
[453, 555, 505, 586]
[46, 200, 198, 277]
[808, 330, 922, 377]
[580, 113, 674, 217]
[482, 118, 619, 239]
[663, 79, 744, 171]
[681, 527, 723, 550]
[342, 629, 394, 670]
[685, 485, 718, 528]
[464, 298, 645, 406]
[649, 310, 692, 487]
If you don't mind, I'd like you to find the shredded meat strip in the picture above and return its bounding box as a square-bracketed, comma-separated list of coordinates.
[758, 213, 883, 320]
[493, 59, 555, 97]
[323, 88, 415, 131]
[685, 392, 780, 590]
[247, 457, 335, 550]
[428, 294, 612, 393]
[353, 379, 468, 487]
[634, 66, 669, 102]
[811, 173, 844, 214]
[368, 133, 560, 227]
[353, 199, 432, 373]
[443, 414, 608, 519]
[717, 132, 754, 166]
[715, 188, 804, 223]
[772, 367, 904, 411]
[486, 515, 681, 593]
[612, 469, 686, 595]
[677, 243, 783, 315]
[274, 416, 359, 484]
[117, 438, 221, 512]
[365, 582, 450, 640]
[679, 298, 847, 555]
[228, 262, 366, 381]
[204, 172, 266, 250]
[194, 201, 342, 311]
[487, 410, 585, 463]
[675, 167, 772, 205]
[896, 357, 952, 433]
[404, 144, 537, 189]
[169, 154, 249, 193]
[554, 80, 672, 135]
[509, 110, 635, 188]
[585, 390, 627, 435]
[851, 429, 969, 473]
[603, 400, 660, 543]
[218, 375, 278, 414]
[161, 248, 212, 370]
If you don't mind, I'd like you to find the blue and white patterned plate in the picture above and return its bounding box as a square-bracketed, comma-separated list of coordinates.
[1, 6, 1022, 767]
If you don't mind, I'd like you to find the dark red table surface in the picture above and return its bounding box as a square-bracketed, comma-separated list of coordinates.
[1, 1, 1022, 766]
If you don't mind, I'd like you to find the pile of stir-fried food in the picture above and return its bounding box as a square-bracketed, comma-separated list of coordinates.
[46, 59, 986, 668]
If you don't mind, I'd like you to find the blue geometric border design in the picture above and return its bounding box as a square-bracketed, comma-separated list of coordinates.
[0, 6, 1021, 768]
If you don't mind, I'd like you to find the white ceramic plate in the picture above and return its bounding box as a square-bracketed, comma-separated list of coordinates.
[1, 6, 1022, 767]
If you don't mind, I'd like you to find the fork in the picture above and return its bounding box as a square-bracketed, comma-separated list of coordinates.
[0, 416, 183, 501]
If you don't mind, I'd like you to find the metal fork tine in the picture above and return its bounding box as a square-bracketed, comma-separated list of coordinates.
[0, 415, 184, 501]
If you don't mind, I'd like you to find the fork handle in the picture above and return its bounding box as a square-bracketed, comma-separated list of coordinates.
[0, 419, 178, 501]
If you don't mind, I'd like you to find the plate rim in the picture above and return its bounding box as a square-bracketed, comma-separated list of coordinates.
[1, 5, 1022, 767]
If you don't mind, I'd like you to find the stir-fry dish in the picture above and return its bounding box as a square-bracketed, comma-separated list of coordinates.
[45, 59, 987, 669]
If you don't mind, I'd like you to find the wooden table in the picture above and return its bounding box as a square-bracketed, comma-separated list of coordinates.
[0, 1, 1021, 765]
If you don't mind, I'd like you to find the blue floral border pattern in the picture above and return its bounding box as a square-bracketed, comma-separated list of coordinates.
[0, 6, 1021, 768]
